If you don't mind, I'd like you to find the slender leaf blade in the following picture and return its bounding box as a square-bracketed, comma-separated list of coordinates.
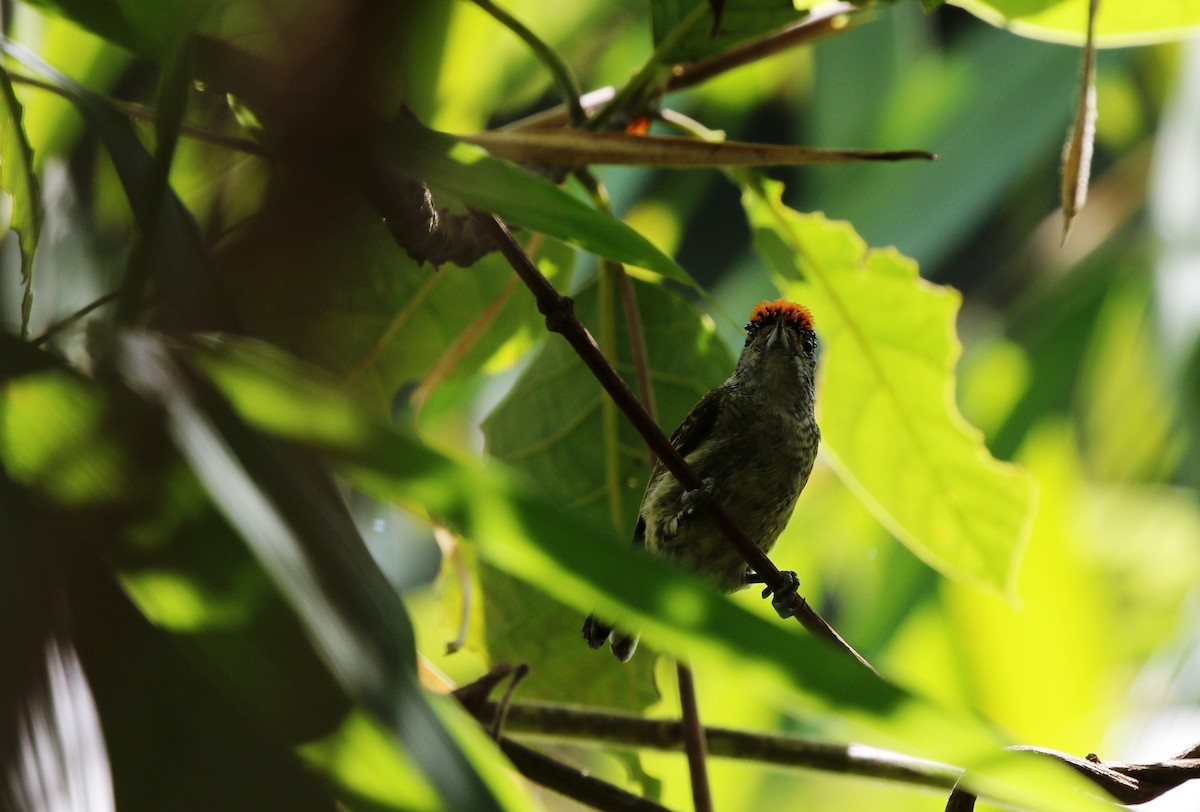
[0, 68, 43, 338]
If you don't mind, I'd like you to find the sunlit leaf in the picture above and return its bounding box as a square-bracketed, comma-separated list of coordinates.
[301, 710, 440, 812]
[743, 177, 1035, 594]
[3, 370, 135, 505]
[951, 0, 1200, 46]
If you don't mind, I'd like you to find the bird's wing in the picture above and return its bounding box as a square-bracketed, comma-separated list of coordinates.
[668, 385, 723, 459]
[633, 386, 724, 549]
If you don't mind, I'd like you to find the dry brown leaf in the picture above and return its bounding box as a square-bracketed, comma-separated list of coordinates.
[465, 128, 934, 168]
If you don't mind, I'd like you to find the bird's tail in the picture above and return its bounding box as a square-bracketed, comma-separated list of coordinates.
[582, 614, 640, 662]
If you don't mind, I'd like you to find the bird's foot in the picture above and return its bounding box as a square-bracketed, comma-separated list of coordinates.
[680, 477, 716, 517]
[748, 570, 801, 619]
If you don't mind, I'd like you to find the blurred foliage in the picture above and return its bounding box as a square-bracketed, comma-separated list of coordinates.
[3, 0, 1200, 811]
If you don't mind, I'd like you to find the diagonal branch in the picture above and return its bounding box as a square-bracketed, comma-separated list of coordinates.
[474, 211, 876, 674]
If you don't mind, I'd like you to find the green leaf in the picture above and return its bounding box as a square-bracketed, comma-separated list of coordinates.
[743, 177, 1035, 594]
[18, 0, 201, 59]
[189, 333, 1111, 812]
[0, 38, 232, 329]
[0, 68, 43, 339]
[386, 116, 693, 285]
[651, 0, 802, 63]
[114, 331, 511, 812]
[950, 0, 1200, 46]
[3, 368, 137, 505]
[218, 204, 562, 401]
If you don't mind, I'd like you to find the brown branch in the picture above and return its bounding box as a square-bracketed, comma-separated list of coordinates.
[477, 700, 960, 790]
[944, 743, 1200, 810]
[499, 738, 672, 812]
[504, 4, 862, 131]
[675, 663, 713, 812]
[454, 667, 671, 812]
[475, 211, 876, 674]
[665, 3, 861, 93]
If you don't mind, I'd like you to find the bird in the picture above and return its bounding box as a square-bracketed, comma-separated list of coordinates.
[582, 299, 820, 661]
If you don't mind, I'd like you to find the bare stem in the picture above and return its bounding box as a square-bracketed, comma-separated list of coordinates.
[676, 663, 713, 812]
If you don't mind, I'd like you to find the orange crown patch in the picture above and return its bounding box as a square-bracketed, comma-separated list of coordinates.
[749, 299, 813, 332]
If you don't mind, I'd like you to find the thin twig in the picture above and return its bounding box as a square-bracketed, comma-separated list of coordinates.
[477, 699, 960, 790]
[499, 738, 671, 812]
[676, 663, 713, 812]
[665, 3, 860, 93]
[29, 288, 123, 346]
[585, 2, 709, 132]
[467, 0, 586, 127]
[507, 3, 860, 132]
[8, 71, 269, 157]
[474, 212, 877, 674]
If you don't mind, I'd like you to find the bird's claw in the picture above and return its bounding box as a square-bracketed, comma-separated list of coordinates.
[681, 477, 716, 517]
[759, 570, 800, 619]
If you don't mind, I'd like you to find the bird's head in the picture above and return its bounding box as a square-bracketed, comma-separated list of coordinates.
[732, 299, 818, 396]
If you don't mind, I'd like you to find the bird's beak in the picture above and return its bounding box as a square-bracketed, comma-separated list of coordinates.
[766, 317, 790, 352]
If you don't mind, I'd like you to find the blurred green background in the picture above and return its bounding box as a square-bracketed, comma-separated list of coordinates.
[5, 0, 1200, 809]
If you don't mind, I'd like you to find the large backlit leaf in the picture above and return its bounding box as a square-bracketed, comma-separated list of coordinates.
[188, 333, 1111, 812]
[743, 177, 1035, 594]
[951, 0, 1200, 46]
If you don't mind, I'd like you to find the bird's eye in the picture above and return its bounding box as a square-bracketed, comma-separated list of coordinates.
[801, 332, 818, 358]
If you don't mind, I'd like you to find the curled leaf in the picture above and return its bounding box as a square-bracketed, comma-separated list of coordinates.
[1060, 0, 1099, 243]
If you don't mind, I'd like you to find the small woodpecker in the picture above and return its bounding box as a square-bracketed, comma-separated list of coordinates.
[583, 299, 820, 662]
